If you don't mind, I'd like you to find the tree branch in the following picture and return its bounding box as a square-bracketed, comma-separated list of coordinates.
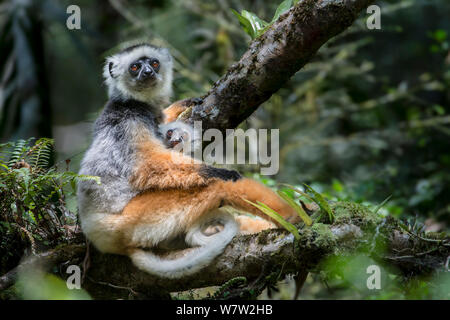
[3, 212, 448, 299]
[182, 0, 374, 131]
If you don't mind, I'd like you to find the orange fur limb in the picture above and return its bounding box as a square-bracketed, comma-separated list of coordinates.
[235, 215, 276, 234]
[218, 179, 301, 226]
[162, 99, 191, 123]
[123, 178, 299, 237]
[130, 137, 209, 190]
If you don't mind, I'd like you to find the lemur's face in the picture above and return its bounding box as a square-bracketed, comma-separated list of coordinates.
[165, 128, 189, 148]
[128, 56, 161, 86]
[104, 44, 173, 102]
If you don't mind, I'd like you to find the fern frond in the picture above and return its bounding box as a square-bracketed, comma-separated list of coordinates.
[7, 139, 34, 168]
[0, 141, 15, 164]
[28, 138, 54, 169]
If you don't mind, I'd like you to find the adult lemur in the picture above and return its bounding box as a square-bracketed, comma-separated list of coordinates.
[78, 43, 300, 279]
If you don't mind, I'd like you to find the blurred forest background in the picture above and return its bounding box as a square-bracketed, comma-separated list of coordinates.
[0, 0, 449, 299]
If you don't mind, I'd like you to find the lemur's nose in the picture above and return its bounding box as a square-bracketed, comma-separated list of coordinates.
[141, 66, 154, 79]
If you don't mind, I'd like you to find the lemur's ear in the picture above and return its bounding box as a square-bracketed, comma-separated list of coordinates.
[109, 62, 117, 78]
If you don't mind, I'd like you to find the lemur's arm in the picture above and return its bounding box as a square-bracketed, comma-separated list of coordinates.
[163, 98, 202, 123]
[140, 96, 237, 190]
[130, 140, 240, 191]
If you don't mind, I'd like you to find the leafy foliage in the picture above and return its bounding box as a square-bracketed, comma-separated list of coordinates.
[0, 138, 98, 273]
[277, 190, 313, 226]
[243, 182, 337, 239]
[242, 198, 301, 239]
[231, 0, 297, 39]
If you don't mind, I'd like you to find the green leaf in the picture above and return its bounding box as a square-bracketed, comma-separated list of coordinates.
[242, 198, 300, 240]
[332, 179, 344, 193]
[280, 183, 315, 203]
[271, 0, 292, 23]
[70, 179, 76, 193]
[231, 9, 268, 39]
[304, 184, 335, 223]
[373, 195, 392, 214]
[15, 167, 31, 193]
[279, 187, 295, 198]
[231, 9, 255, 38]
[29, 138, 54, 169]
[432, 29, 447, 42]
[241, 10, 268, 32]
[277, 190, 313, 226]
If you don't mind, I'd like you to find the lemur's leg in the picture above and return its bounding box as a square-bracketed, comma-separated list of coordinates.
[200, 214, 276, 235]
[165, 178, 300, 228]
[116, 178, 297, 251]
[119, 185, 227, 249]
[235, 216, 276, 234]
[126, 178, 299, 228]
[202, 215, 276, 236]
[132, 129, 288, 216]
[188, 214, 275, 237]
[125, 178, 299, 232]
[218, 179, 301, 225]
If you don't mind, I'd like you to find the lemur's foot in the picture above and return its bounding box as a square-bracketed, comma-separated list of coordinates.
[202, 223, 225, 236]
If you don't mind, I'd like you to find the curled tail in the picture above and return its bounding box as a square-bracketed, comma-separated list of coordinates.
[129, 210, 238, 279]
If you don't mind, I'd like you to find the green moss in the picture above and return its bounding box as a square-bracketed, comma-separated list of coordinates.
[0, 284, 18, 300]
[425, 231, 448, 240]
[256, 230, 271, 245]
[310, 223, 337, 248]
[331, 201, 381, 227]
[211, 277, 247, 299]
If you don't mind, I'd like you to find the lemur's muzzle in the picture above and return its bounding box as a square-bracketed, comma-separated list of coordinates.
[138, 65, 155, 81]
[169, 140, 182, 148]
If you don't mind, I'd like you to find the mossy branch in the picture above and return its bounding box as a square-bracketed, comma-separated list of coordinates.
[2, 203, 448, 299]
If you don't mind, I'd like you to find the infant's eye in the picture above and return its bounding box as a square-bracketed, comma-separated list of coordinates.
[130, 64, 140, 72]
[166, 129, 173, 138]
[152, 61, 159, 69]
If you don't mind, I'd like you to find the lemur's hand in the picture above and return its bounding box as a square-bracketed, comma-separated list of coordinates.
[163, 98, 204, 123]
[183, 97, 203, 106]
[199, 166, 242, 182]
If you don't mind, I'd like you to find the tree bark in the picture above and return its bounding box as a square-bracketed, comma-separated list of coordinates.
[2, 212, 448, 299]
[181, 0, 375, 132]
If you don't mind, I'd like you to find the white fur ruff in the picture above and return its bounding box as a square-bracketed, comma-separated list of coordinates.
[103, 44, 173, 105]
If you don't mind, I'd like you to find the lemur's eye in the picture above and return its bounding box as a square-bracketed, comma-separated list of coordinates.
[166, 129, 173, 138]
[130, 63, 140, 72]
[152, 60, 160, 69]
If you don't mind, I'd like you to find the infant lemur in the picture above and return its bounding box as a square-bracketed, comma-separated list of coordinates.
[77, 43, 300, 278]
